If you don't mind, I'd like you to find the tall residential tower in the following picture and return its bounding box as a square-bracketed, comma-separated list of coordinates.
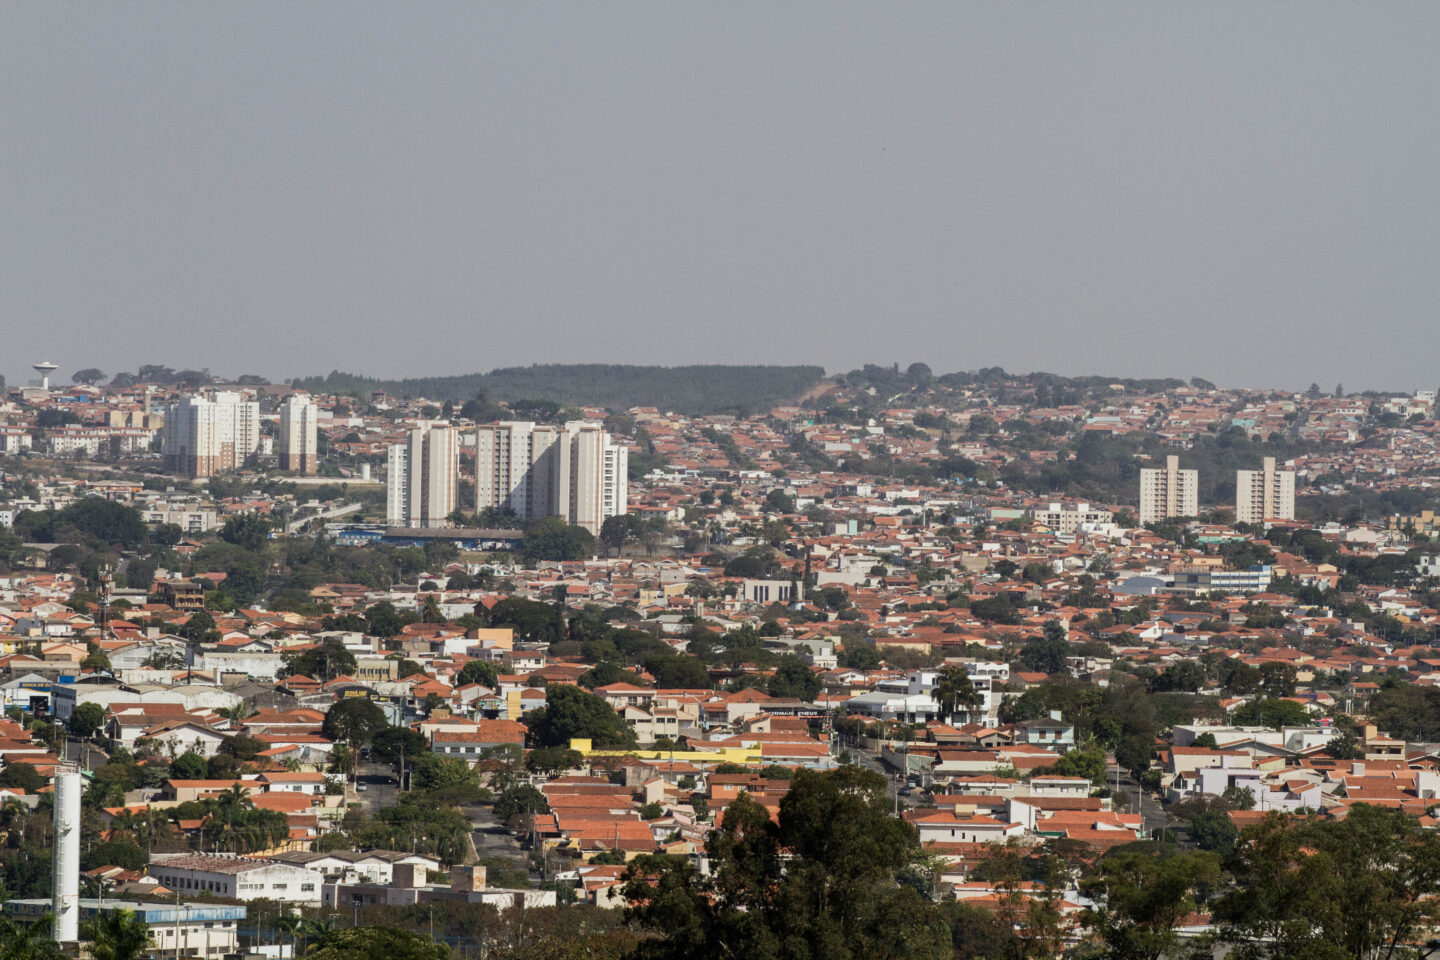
[386, 424, 458, 528]
[1236, 456, 1296, 523]
[1138, 454, 1198, 524]
[161, 392, 261, 477]
[473, 421, 627, 535]
[277, 394, 319, 474]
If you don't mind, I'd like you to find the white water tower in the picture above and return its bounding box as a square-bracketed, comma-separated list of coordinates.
[31, 361, 58, 391]
[52, 765, 81, 943]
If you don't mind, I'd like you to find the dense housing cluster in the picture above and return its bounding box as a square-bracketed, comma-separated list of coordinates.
[1, 363, 1440, 958]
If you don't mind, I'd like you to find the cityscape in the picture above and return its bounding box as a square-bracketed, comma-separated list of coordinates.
[0, 363, 1439, 958]
[4, 2, 1435, 959]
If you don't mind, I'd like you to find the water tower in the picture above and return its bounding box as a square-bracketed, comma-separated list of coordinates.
[31, 361, 58, 390]
[52, 765, 81, 943]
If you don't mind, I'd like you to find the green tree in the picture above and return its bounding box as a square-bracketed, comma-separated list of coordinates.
[0, 914, 65, 960]
[521, 516, 596, 563]
[218, 514, 271, 552]
[1081, 849, 1222, 960]
[525, 747, 584, 777]
[456, 659, 499, 689]
[70, 701, 106, 738]
[82, 908, 152, 960]
[523, 684, 636, 749]
[493, 784, 550, 824]
[933, 663, 980, 723]
[767, 654, 820, 702]
[320, 698, 388, 773]
[304, 926, 448, 960]
[370, 727, 427, 774]
[1215, 806, 1440, 960]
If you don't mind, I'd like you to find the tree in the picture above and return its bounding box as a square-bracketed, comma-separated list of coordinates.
[170, 752, 207, 780]
[521, 516, 595, 563]
[646, 655, 710, 690]
[525, 747, 584, 778]
[0, 762, 44, 792]
[82, 908, 152, 960]
[218, 514, 271, 552]
[370, 727, 427, 775]
[933, 663, 980, 723]
[70, 701, 106, 738]
[410, 756, 480, 792]
[71, 368, 107, 385]
[767, 654, 820, 702]
[1081, 849, 1222, 960]
[320, 698, 389, 769]
[523, 683, 636, 749]
[1018, 633, 1071, 675]
[456, 659, 498, 689]
[1115, 734, 1156, 778]
[1215, 805, 1440, 960]
[493, 784, 550, 823]
[623, 767, 943, 960]
[0, 914, 65, 960]
[304, 926, 448, 960]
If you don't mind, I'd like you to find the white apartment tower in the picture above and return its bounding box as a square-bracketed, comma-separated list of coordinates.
[161, 392, 261, 477]
[1236, 456, 1296, 524]
[474, 421, 628, 535]
[1138, 454, 1198, 524]
[387, 424, 458, 528]
[277, 394, 319, 475]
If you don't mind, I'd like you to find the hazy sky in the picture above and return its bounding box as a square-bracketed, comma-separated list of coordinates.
[3, 2, 1436, 392]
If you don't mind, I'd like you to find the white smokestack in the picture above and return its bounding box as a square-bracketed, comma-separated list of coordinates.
[52, 765, 81, 942]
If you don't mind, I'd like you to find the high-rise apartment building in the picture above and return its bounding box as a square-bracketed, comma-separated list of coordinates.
[277, 394, 319, 475]
[1138, 454, 1198, 524]
[1235, 456, 1295, 524]
[473, 421, 628, 535]
[386, 424, 458, 528]
[161, 392, 261, 477]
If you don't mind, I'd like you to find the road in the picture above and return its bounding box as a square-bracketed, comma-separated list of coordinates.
[354, 761, 400, 811]
[845, 740, 914, 809]
[1106, 764, 1189, 844]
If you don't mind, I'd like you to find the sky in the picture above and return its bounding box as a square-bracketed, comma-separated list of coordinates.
[2, 2, 1436, 393]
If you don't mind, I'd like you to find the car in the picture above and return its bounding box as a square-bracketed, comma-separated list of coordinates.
[898, 787, 912, 797]
[356, 783, 368, 792]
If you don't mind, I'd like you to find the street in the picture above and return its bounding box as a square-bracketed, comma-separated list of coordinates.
[1106, 764, 1189, 844]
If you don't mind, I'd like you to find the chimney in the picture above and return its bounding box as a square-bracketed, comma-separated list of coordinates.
[392, 863, 425, 889]
[450, 865, 486, 892]
[1352, 762, 1365, 776]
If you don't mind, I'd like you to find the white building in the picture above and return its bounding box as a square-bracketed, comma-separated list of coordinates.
[473, 421, 627, 535]
[1139, 454, 1198, 524]
[1236, 456, 1296, 523]
[161, 393, 261, 477]
[147, 854, 325, 906]
[3, 899, 247, 959]
[277, 394, 319, 475]
[1028, 502, 1113, 535]
[387, 424, 458, 528]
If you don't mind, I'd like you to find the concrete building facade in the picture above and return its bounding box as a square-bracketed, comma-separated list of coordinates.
[1138, 455, 1198, 524]
[386, 424, 458, 528]
[473, 421, 628, 535]
[161, 393, 261, 477]
[1235, 456, 1295, 523]
[277, 394, 319, 474]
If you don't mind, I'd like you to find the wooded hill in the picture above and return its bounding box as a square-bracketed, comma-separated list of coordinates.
[292, 364, 827, 415]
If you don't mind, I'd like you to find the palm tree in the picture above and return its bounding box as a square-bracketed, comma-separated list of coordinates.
[275, 912, 301, 957]
[933, 663, 979, 725]
[0, 914, 65, 960]
[82, 908, 152, 960]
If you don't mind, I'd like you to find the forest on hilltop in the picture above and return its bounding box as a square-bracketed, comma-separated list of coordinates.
[292, 365, 827, 415]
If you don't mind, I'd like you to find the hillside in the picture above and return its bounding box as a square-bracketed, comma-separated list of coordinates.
[292, 364, 826, 415]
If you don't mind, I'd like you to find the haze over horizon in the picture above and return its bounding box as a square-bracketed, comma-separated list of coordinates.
[3, 2, 1436, 393]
